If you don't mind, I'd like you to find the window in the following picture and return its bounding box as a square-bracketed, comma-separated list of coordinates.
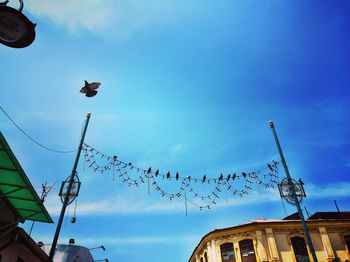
[345, 235, 350, 252]
[204, 252, 208, 262]
[291, 236, 310, 262]
[220, 243, 236, 262]
[239, 239, 256, 262]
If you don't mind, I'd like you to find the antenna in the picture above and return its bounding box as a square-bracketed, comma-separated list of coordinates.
[304, 206, 311, 219]
[334, 199, 341, 213]
[29, 182, 55, 236]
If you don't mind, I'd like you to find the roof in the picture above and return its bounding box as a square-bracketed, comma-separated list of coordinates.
[0, 132, 53, 223]
[282, 212, 300, 220]
[5, 227, 49, 261]
[309, 212, 350, 220]
[283, 211, 350, 220]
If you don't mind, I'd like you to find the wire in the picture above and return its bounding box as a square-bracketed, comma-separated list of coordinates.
[0, 105, 77, 153]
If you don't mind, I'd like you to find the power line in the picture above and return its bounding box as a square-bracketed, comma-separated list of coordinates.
[0, 105, 77, 153]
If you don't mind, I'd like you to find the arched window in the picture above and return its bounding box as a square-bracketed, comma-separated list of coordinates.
[220, 243, 236, 262]
[239, 239, 256, 262]
[345, 235, 350, 251]
[291, 236, 309, 262]
[200, 257, 204, 262]
[204, 252, 208, 262]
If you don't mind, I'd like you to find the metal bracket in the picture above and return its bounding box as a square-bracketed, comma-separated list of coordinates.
[0, 1, 9, 6]
[0, 0, 23, 11]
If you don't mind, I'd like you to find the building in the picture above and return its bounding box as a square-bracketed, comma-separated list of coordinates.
[41, 243, 95, 262]
[0, 132, 53, 261]
[189, 212, 350, 262]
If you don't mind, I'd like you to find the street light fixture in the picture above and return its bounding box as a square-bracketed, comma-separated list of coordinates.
[0, 0, 36, 48]
[89, 245, 106, 251]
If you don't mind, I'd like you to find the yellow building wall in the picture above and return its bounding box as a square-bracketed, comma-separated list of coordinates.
[310, 232, 328, 261]
[274, 233, 293, 262]
[328, 232, 349, 261]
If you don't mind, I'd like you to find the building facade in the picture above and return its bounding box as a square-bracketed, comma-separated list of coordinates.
[189, 212, 350, 262]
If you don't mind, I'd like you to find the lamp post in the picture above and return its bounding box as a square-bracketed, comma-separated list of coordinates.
[269, 120, 318, 262]
[48, 113, 91, 261]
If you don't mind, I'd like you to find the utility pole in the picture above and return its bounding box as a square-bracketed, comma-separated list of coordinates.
[269, 121, 318, 262]
[48, 113, 91, 261]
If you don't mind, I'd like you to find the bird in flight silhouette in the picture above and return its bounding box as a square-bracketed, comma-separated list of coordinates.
[80, 80, 101, 97]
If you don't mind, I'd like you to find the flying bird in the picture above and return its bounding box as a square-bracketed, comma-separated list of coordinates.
[80, 80, 101, 97]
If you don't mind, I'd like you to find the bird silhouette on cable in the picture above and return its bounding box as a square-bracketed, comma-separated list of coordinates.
[80, 80, 101, 97]
[298, 178, 304, 186]
[232, 173, 236, 181]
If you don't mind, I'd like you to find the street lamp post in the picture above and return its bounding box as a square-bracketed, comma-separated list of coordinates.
[48, 113, 91, 261]
[269, 120, 318, 262]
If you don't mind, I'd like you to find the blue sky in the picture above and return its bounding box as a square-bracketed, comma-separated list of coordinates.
[1, 1, 350, 261]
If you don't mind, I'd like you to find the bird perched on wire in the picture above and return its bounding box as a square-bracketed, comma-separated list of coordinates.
[80, 80, 101, 97]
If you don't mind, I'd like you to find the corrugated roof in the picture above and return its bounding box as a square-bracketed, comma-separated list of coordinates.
[0, 132, 53, 223]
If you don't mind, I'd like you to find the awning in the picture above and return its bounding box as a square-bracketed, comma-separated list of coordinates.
[0, 132, 53, 223]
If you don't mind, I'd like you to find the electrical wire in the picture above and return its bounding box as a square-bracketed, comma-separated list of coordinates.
[0, 105, 77, 153]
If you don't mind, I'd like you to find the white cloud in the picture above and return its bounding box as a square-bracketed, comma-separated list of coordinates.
[45, 194, 185, 216]
[26, 0, 188, 40]
[27, 0, 116, 33]
[34, 234, 200, 247]
[307, 182, 350, 198]
[172, 143, 184, 153]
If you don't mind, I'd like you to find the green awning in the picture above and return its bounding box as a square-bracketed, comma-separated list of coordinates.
[0, 132, 53, 223]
